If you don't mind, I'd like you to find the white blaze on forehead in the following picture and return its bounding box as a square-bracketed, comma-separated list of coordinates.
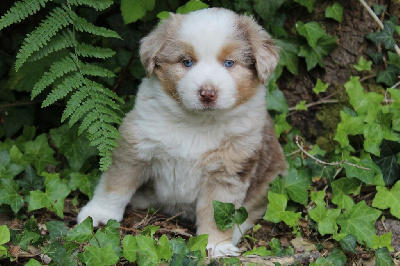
[177, 9, 237, 58]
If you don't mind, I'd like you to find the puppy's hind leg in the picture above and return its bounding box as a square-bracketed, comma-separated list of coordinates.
[77, 152, 146, 226]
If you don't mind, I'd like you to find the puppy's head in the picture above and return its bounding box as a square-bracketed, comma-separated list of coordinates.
[140, 8, 279, 111]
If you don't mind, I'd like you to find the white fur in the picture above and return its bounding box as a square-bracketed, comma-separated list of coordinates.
[77, 174, 134, 226]
[207, 242, 241, 257]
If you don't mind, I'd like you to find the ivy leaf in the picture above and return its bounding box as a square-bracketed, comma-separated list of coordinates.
[345, 76, 384, 123]
[188, 234, 208, 258]
[284, 168, 311, 205]
[326, 248, 347, 265]
[68, 171, 100, 199]
[122, 235, 138, 262]
[267, 88, 289, 113]
[274, 113, 292, 138]
[0, 225, 10, 245]
[367, 20, 397, 49]
[344, 158, 381, 185]
[308, 205, 340, 235]
[212, 201, 247, 231]
[28, 172, 71, 218]
[276, 39, 300, 75]
[45, 221, 68, 241]
[0, 150, 24, 179]
[373, 232, 394, 252]
[120, 0, 155, 24]
[372, 4, 387, 16]
[0, 178, 25, 214]
[298, 35, 337, 70]
[90, 220, 121, 256]
[176, 0, 209, 14]
[388, 51, 400, 69]
[340, 234, 357, 253]
[79, 244, 119, 266]
[372, 139, 400, 186]
[372, 181, 400, 219]
[334, 111, 364, 149]
[134, 235, 160, 265]
[296, 21, 326, 49]
[294, 0, 316, 12]
[325, 3, 344, 23]
[253, 0, 285, 22]
[354, 57, 372, 71]
[375, 247, 395, 266]
[313, 79, 329, 94]
[67, 216, 93, 243]
[18, 165, 44, 191]
[25, 259, 41, 266]
[158, 234, 173, 261]
[377, 65, 399, 87]
[295, 100, 308, 111]
[264, 192, 301, 228]
[336, 201, 381, 248]
[41, 242, 67, 263]
[243, 246, 274, 257]
[331, 178, 361, 210]
[50, 125, 98, 171]
[22, 134, 57, 173]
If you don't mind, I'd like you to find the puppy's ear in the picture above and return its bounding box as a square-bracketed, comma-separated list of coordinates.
[140, 13, 183, 77]
[237, 16, 279, 85]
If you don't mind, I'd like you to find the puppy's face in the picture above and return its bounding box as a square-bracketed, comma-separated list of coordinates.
[140, 8, 279, 111]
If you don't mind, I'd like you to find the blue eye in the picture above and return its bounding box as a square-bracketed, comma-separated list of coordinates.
[224, 60, 235, 68]
[182, 59, 194, 67]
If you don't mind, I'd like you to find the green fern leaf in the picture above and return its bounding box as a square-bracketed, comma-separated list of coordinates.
[62, 88, 89, 122]
[81, 64, 115, 78]
[69, 100, 93, 126]
[32, 55, 77, 98]
[87, 80, 124, 103]
[69, 0, 113, 11]
[76, 43, 116, 59]
[29, 30, 74, 62]
[15, 5, 73, 70]
[79, 112, 100, 135]
[0, 0, 49, 30]
[42, 73, 84, 107]
[69, 11, 121, 39]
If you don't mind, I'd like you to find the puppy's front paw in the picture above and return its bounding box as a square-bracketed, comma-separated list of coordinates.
[77, 200, 124, 226]
[207, 242, 241, 257]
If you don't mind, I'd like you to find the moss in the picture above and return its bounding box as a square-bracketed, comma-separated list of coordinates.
[315, 85, 349, 151]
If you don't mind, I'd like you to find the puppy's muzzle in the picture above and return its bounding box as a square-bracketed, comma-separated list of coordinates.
[198, 84, 218, 105]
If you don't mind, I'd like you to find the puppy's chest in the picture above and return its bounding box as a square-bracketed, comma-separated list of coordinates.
[148, 157, 203, 204]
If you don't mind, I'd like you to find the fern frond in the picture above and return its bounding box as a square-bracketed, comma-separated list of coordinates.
[0, 0, 49, 30]
[62, 88, 90, 122]
[42, 73, 84, 107]
[15, 5, 73, 70]
[81, 64, 115, 78]
[86, 80, 124, 103]
[69, 100, 93, 125]
[69, 11, 121, 39]
[69, 0, 113, 11]
[32, 55, 77, 98]
[76, 43, 116, 59]
[29, 29, 75, 62]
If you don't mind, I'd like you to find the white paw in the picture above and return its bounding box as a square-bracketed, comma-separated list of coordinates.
[207, 242, 241, 257]
[77, 200, 125, 226]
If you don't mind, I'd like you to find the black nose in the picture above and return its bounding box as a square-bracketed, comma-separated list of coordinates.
[198, 85, 218, 103]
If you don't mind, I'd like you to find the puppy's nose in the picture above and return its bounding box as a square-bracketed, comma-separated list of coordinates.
[198, 85, 218, 103]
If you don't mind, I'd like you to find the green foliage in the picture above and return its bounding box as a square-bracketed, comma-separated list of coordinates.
[212, 200, 248, 231]
[0, 0, 398, 264]
[325, 3, 344, 23]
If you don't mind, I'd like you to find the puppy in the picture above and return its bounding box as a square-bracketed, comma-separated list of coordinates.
[77, 8, 287, 257]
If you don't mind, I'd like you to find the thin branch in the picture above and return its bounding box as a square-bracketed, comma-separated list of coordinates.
[295, 136, 371, 170]
[288, 90, 341, 115]
[359, 0, 400, 56]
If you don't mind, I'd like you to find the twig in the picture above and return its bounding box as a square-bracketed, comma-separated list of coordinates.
[288, 99, 338, 112]
[160, 211, 185, 225]
[359, 74, 377, 82]
[158, 228, 193, 238]
[359, 0, 400, 56]
[119, 226, 142, 233]
[295, 136, 371, 170]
